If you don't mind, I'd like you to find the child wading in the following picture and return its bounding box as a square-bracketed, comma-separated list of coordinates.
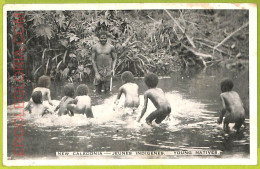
[55, 84, 75, 116]
[217, 78, 246, 132]
[114, 71, 140, 113]
[137, 73, 171, 125]
[25, 75, 53, 113]
[29, 91, 53, 116]
[67, 84, 94, 118]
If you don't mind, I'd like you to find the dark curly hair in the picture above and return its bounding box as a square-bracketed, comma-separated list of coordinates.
[37, 75, 51, 88]
[31, 91, 42, 104]
[144, 72, 158, 88]
[220, 78, 233, 92]
[121, 71, 134, 83]
[64, 84, 74, 97]
[98, 31, 107, 38]
[76, 84, 89, 96]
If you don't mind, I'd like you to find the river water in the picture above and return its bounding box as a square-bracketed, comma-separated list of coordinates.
[7, 68, 249, 160]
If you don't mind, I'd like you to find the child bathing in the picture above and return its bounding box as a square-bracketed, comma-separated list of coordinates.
[25, 75, 53, 113]
[28, 91, 53, 116]
[217, 78, 246, 132]
[67, 84, 94, 118]
[55, 84, 75, 116]
[137, 73, 171, 125]
[114, 71, 140, 113]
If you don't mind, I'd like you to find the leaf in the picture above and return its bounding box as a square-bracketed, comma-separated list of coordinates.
[28, 13, 44, 26]
[56, 14, 66, 29]
[51, 53, 63, 61]
[45, 58, 50, 74]
[34, 65, 43, 76]
[63, 50, 68, 63]
[56, 61, 62, 70]
[61, 67, 70, 78]
[68, 33, 79, 42]
[84, 67, 91, 75]
[59, 39, 69, 47]
[69, 53, 76, 58]
[35, 24, 54, 40]
[41, 48, 47, 64]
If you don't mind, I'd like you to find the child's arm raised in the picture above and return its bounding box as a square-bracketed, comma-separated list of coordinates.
[47, 89, 53, 106]
[137, 93, 148, 122]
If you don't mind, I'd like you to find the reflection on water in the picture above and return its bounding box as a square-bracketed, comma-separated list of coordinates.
[7, 68, 249, 159]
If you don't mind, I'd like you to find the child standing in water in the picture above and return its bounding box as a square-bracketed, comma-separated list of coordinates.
[67, 84, 94, 118]
[217, 78, 246, 132]
[25, 75, 53, 113]
[55, 84, 75, 116]
[137, 73, 171, 125]
[114, 71, 140, 113]
[29, 91, 53, 116]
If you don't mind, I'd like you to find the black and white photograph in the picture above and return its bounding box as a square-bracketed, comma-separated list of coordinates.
[3, 3, 257, 166]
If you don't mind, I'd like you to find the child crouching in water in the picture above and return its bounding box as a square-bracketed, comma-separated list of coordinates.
[25, 75, 53, 113]
[29, 91, 53, 116]
[55, 84, 75, 116]
[114, 71, 140, 113]
[67, 84, 94, 118]
[137, 73, 171, 125]
[217, 78, 246, 132]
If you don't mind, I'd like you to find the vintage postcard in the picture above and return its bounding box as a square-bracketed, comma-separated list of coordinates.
[2, 3, 257, 166]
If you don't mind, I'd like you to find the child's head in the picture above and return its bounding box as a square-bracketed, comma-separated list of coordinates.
[38, 75, 51, 88]
[121, 71, 134, 83]
[220, 78, 233, 92]
[31, 91, 42, 104]
[76, 84, 89, 96]
[144, 72, 158, 88]
[64, 84, 74, 97]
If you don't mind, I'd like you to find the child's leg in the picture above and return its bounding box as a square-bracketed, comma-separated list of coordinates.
[145, 109, 161, 124]
[86, 108, 94, 118]
[223, 115, 230, 131]
[234, 117, 245, 132]
[154, 107, 171, 124]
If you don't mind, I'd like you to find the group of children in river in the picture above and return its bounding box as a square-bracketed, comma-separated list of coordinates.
[24, 71, 246, 132]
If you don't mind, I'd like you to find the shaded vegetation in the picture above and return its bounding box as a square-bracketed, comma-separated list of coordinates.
[7, 10, 249, 86]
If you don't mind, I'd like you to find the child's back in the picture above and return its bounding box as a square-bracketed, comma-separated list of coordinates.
[119, 83, 140, 108]
[57, 96, 74, 116]
[145, 88, 170, 110]
[74, 95, 91, 113]
[220, 91, 245, 123]
[55, 84, 75, 116]
[29, 91, 53, 116]
[31, 102, 48, 116]
[33, 87, 51, 101]
[67, 84, 94, 118]
[115, 71, 140, 109]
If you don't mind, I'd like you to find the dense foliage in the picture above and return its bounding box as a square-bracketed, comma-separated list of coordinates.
[7, 10, 249, 85]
